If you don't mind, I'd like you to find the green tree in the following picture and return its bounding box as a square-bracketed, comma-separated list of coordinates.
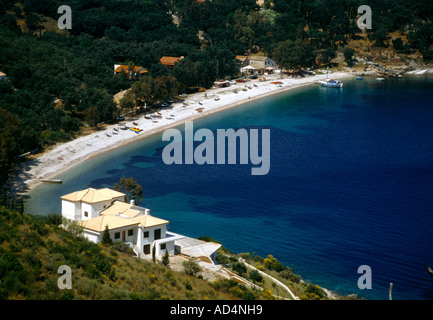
[114, 176, 144, 204]
[19, 198, 24, 215]
[153, 75, 179, 102]
[370, 26, 389, 47]
[162, 250, 170, 268]
[152, 244, 156, 263]
[101, 225, 112, 245]
[0, 109, 21, 184]
[392, 38, 406, 53]
[84, 106, 100, 128]
[249, 269, 263, 283]
[319, 46, 336, 66]
[263, 255, 284, 272]
[343, 47, 355, 66]
[272, 39, 314, 71]
[232, 261, 247, 276]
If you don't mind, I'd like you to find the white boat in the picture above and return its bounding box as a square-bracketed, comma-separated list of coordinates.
[376, 77, 385, 81]
[319, 79, 343, 88]
[319, 68, 343, 88]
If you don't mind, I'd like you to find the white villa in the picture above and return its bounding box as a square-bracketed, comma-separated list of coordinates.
[237, 55, 278, 75]
[61, 187, 221, 261]
[61, 187, 184, 258]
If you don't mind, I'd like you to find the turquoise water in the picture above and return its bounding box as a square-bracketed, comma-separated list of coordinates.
[26, 76, 433, 300]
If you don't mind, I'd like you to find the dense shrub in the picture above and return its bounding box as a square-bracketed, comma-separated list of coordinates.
[279, 269, 301, 283]
[182, 260, 202, 277]
[231, 261, 247, 276]
[249, 269, 263, 283]
[263, 255, 285, 272]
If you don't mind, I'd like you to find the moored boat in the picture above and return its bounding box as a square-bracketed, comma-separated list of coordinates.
[319, 79, 343, 88]
[319, 68, 343, 88]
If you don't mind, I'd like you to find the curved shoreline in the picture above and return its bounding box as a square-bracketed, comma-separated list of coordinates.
[10, 71, 352, 196]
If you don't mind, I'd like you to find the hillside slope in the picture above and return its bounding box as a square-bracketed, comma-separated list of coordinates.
[0, 206, 253, 300]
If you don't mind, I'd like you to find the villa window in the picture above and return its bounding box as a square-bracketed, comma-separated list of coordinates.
[160, 243, 166, 250]
[154, 229, 161, 240]
[84, 211, 88, 217]
[114, 232, 120, 240]
[143, 231, 149, 238]
[128, 229, 133, 237]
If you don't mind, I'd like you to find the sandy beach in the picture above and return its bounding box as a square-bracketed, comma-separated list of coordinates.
[9, 71, 352, 195]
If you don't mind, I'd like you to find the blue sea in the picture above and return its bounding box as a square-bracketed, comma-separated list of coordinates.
[26, 76, 433, 300]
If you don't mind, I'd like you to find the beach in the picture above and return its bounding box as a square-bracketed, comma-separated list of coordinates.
[9, 71, 351, 195]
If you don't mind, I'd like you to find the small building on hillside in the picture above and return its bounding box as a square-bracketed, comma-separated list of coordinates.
[61, 187, 184, 257]
[0, 71, 7, 81]
[61, 188, 125, 221]
[160, 56, 184, 68]
[61, 187, 225, 261]
[114, 64, 148, 79]
[79, 200, 183, 257]
[240, 65, 257, 76]
[236, 55, 278, 75]
[247, 55, 277, 74]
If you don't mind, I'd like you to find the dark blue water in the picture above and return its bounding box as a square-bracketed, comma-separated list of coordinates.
[26, 76, 433, 300]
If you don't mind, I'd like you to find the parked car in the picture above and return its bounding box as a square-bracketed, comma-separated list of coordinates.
[117, 116, 125, 121]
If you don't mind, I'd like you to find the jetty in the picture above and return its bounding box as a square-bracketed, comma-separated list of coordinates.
[38, 179, 62, 184]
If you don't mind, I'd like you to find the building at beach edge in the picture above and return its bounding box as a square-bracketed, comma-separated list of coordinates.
[60, 187, 191, 259]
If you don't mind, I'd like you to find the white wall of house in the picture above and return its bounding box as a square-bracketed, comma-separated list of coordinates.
[81, 201, 112, 220]
[82, 229, 101, 243]
[155, 239, 175, 257]
[142, 225, 166, 243]
[80, 220, 172, 258]
[62, 200, 81, 221]
[111, 225, 138, 243]
[137, 224, 168, 256]
[62, 195, 124, 221]
[82, 225, 139, 245]
[264, 57, 277, 69]
[81, 202, 94, 220]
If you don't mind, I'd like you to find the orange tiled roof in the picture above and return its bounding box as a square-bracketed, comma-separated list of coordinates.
[61, 188, 125, 204]
[79, 201, 169, 232]
[160, 56, 183, 66]
[115, 65, 148, 74]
